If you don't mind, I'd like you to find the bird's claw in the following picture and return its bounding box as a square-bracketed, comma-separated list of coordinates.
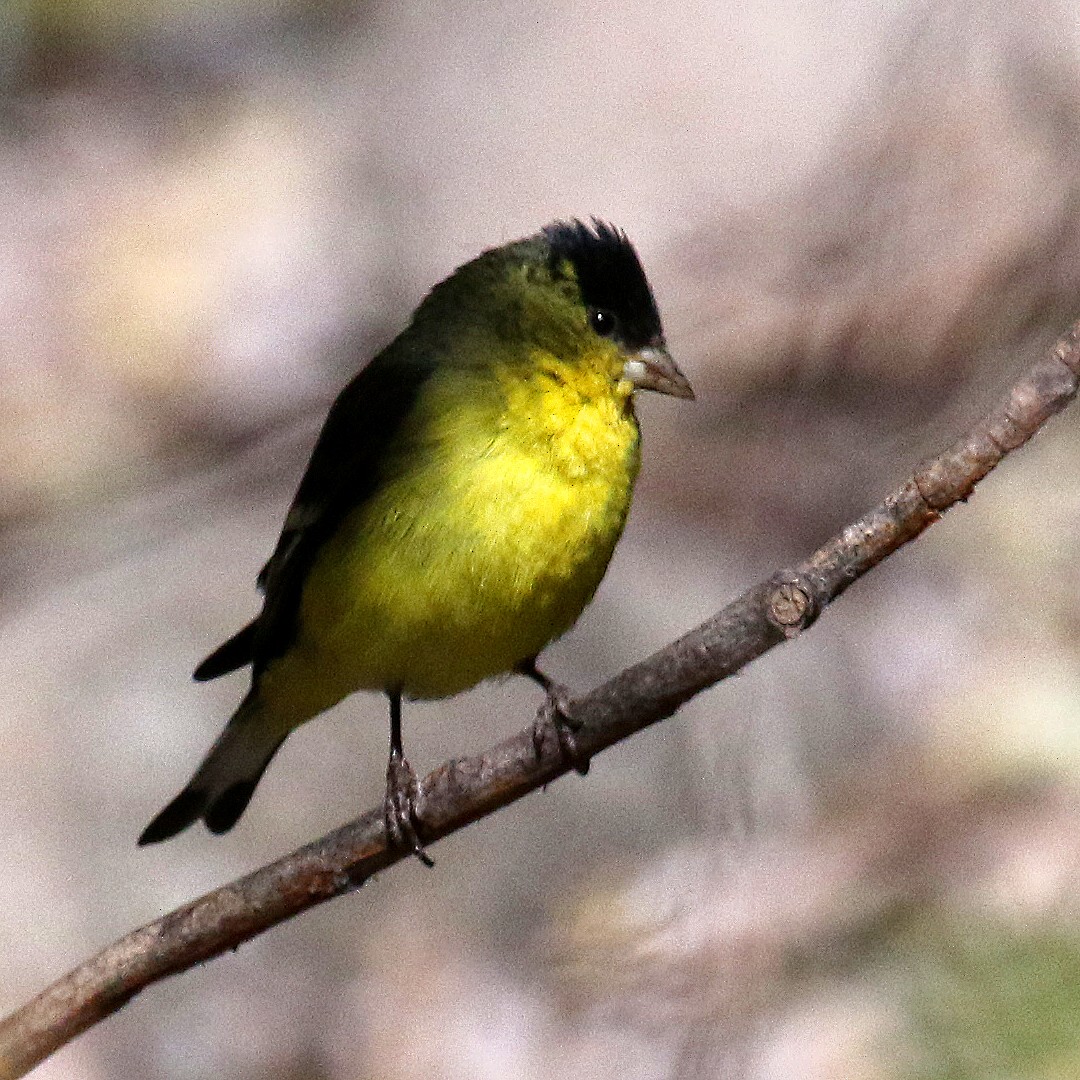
[531, 681, 590, 776]
[384, 751, 434, 867]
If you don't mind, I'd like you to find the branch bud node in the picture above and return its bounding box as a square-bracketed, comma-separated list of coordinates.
[766, 577, 816, 636]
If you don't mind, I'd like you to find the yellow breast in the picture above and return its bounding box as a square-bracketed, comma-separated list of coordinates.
[280, 348, 641, 710]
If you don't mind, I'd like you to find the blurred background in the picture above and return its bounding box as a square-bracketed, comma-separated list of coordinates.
[4, 0, 1080, 1076]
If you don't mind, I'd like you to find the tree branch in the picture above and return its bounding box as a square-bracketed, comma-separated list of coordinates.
[3, 321, 1080, 1079]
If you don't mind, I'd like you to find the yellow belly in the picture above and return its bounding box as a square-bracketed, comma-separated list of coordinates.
[260, 357, 640, 721]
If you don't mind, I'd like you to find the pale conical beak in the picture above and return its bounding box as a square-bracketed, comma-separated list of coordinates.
[623, 346, 695, 399]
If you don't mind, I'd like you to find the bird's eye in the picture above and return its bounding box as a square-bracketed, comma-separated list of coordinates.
[588, 308, 618, 338]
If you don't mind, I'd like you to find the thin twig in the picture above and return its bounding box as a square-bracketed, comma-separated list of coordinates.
[2, 321, 1079, 1079]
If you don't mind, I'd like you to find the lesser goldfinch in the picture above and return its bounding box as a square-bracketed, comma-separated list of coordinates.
[139, 219, 693, 858]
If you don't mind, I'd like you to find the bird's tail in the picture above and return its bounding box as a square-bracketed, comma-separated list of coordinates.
[138, 692, 286, 845]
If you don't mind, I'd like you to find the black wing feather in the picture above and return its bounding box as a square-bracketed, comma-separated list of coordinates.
[193, 621, 258, 681]
[194, 345, 436, 682]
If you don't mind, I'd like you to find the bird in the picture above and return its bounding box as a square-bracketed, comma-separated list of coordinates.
[138, 218, 693, 860]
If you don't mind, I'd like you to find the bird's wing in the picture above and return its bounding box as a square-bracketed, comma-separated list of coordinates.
[249, 349, 436, 676]
[195, 350, 433, 683]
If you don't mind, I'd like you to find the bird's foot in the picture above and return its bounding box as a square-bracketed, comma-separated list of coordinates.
[531, 680, 590, 776]
[384, 751, 434, 867]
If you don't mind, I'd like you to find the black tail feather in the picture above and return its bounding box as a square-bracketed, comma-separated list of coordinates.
[137, 694, 286, 845]
[194, 621, 258, 681]
[138, 786, 212, 845]
[204, 778, 263, 834]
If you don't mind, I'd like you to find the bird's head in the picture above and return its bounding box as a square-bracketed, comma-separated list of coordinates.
[413, 219, 693, 404]
[538, 218, 693, 401]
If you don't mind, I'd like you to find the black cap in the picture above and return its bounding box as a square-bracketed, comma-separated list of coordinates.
[543, 219, 664, 351]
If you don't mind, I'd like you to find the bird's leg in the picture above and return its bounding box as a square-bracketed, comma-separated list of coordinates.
[518, 658, 590, 776]
[383, 689, 434, 867]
